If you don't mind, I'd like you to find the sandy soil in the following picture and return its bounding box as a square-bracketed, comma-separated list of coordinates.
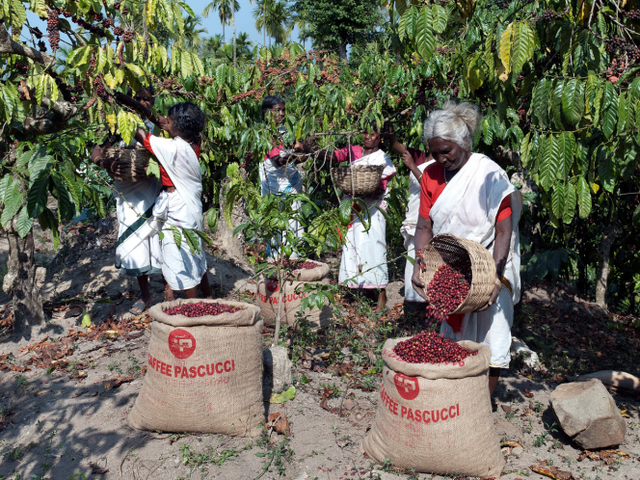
[1, 218, 640, 480]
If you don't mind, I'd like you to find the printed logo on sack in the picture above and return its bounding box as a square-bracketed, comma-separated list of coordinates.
[168, 329, 196, 359]
[266, 279, 280, 293]
[394, 373, 419, 401]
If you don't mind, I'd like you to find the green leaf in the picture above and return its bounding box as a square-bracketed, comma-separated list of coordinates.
[510, 22, 535, 75]
[338, 199, 352, 225]
[555, 132, 576, 178]
[206, 208, 219, 234]
[269, 386, 296, 404]
[499, 23, 514, 74]
[415, 7, 435, 60]
[634, 204, 640, 228]
[15, 206, 34, 238]
[533, 78, 553, 127]
[602, 81, 618, 139]
[617, 91, 628, 135]
[60, 172, 82, 210]
[520, 132, 531, 168]
[539, 135, 555, 191]
[0, 182, 23, 227]
[561, 78, 585, 126]
[551, 80, 565, 129]
[576, 176, 592, 219]
[0, 175, 12, 204]
[171, 225, 182, 250]
[26, 172, 49, 218]
[52, 173, 75, 222]
[431, 4, 448, 33]
[551, 182, 565, 219]
[597, 147, 615, 193]
[28, 149, 53, 183]
[563, 182, 576, 224]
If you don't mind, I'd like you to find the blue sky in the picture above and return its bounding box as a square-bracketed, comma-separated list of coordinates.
[188, 0, 300, 47]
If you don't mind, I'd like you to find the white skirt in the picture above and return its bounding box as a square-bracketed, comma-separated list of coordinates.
[152, 190, 207, 291]
[339, 198, 388, 288]
[440, 287, 514, 368]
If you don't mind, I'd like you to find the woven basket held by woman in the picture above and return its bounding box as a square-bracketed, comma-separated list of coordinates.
[411, 101, 522, 395]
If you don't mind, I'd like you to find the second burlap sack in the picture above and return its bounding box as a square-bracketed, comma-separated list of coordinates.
[128, 299, 264, 437]
[361, 338, 504, 478]
[256, 260, 332, 328]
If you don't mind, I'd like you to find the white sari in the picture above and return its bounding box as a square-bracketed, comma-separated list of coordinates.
[148, 136, 207, 291]
[338, 149, 396, 288]
[401, 161, 432, 302]
[431, 153, 522, 368]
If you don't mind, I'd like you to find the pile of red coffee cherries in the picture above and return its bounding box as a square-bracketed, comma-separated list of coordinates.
[393, 332, 477, 364]
[164, 302, 243, 317]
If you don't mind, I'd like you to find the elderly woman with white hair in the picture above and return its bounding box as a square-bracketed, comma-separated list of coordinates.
[411, 101, 522, 394]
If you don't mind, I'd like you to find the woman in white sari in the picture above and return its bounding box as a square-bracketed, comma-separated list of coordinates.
[333, 129, 397, 312]
[411, 102, 521, 394]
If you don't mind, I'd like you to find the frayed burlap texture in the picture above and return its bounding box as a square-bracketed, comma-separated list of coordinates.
[361, 338, 505, 478]
[128, 299, 264, 437]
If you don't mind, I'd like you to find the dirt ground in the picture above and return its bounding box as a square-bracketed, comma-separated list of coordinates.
[1, 217, 640, 480]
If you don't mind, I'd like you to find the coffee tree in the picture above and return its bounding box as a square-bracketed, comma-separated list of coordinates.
[0, 0, 202, 336]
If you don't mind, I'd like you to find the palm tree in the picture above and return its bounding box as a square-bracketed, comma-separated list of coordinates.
[202, 0, 239, 45]
[253, 0, 292, 46]
[182, 15, 208, 51]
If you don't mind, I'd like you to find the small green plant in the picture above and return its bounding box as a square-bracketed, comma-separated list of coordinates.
[505, 410, 515, 420]
[179, 443, 246, 470]
[3, 447, 24, 461]
[255, 427, 295, 477]
[534, 431, 550, 447]
[319, 383, 342, 399]
[15, 374, 28, 390]
[107, 361, 122, 375]
[127, 356, 141, 375]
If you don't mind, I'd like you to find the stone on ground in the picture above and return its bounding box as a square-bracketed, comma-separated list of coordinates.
[550, 378, 626, 449]
[263, 345, 292, 396]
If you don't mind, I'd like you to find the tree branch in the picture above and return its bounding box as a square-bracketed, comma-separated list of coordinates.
[0, 21, 55, 66]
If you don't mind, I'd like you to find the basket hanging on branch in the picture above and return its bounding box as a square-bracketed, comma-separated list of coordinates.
[330, 164, 384, 196]
[104, 145, 151, 182]
[419, 234, 496, 314]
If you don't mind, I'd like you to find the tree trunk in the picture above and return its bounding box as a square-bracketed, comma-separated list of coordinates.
[4, 219, 45, 340]
[339, 42, 347, 60]
[232, 6, 237, 68]
[595, 209, 618, 309]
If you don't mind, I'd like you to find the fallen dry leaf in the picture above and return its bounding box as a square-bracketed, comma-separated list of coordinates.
[266, 412, 290, 436]
[34, 390, 49, 397]
[501, 440, 523, 448]
[102, 376, 134, 390]
[530, 464, 578, 480]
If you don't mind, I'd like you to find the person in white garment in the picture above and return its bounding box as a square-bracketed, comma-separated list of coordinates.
[411, 101, 522, 394]
[332, 128, 397, 312]
[386, 131, 434, 308]
[258, 95, 307, 258]
[134, 102, 212, 299]
[90, 86, 162, 314]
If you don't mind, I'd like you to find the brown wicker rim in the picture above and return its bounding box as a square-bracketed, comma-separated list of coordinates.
[331, 164, 384, 196]
[104, 145, 151, 182]
[419, 234, 497, 314]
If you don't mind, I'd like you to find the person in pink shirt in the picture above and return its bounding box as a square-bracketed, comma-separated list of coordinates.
[332, 128, 397, 312]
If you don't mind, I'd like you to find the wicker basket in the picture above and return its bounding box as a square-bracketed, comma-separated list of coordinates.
[104, 146, 151, 182]
[331, 165, 384, 196]
[419, 234, 497, 314]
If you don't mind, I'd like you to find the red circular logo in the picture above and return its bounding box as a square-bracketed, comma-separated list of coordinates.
[393, 373, 420, 401]
[168, 329, 196, 359]
[266, 279, 280, 293]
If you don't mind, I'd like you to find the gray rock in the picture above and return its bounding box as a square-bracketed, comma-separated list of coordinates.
[550, 378, 626, 449]
[263, 345, 292, 397]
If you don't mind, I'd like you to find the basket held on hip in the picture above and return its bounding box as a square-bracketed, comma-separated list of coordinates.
[331, 164, 384, 196]
[419, 234, 496, 314]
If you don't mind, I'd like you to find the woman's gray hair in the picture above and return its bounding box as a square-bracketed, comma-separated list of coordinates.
[422, 101, 482, 151]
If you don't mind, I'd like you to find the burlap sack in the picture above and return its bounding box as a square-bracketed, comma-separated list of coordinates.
[128, 299, 264, 437]
[361, 338, 505, 478]
[256, 261, 332, 328]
